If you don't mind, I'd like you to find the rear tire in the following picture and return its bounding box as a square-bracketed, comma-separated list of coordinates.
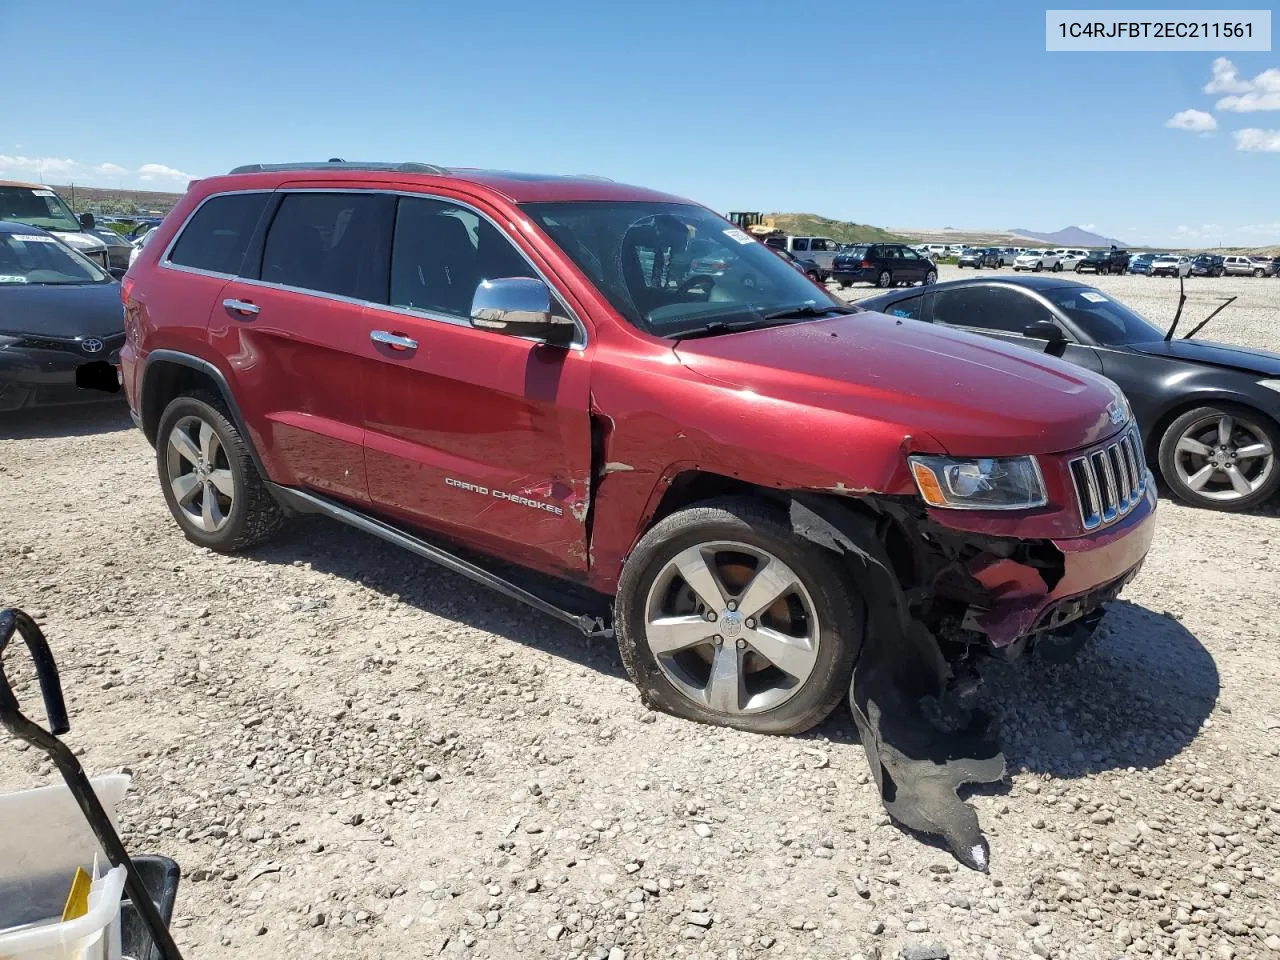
[615, 498, 862, 735]
[155, 393, 284, 552]
[1255, 268, 1265, 278]
[877, 270, 892, 288]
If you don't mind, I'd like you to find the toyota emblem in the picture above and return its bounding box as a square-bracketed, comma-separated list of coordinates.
[81, 338, 104, 354]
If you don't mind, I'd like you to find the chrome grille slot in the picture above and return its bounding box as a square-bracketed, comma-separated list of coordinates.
[1069, 426, 1148, 530]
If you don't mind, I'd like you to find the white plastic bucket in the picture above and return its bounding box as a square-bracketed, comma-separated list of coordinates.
[0, 775, 131, 960]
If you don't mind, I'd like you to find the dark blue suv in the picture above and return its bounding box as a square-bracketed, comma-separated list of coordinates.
[830, 243, 938, 288]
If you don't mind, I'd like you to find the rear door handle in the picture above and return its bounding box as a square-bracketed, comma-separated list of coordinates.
[223, 298, 260, 317]
[370, 330, 418, 351]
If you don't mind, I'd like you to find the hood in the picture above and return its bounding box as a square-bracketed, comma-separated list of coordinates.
[49, 229, 108, 253]
[1129, 338, 1280, 376]
[675, 312, 1124, 457]
[0, 282, 124, 338]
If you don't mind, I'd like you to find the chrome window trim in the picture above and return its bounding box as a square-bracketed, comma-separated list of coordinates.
[226, 186, 588, 350]
[160, 186, 587, 350]
[158, 188, 274, 281]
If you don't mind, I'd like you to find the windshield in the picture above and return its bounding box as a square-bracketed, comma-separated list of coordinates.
[1043, 286, 1163, 345]
[0, 186, 82, 232]
[521, 201, 848, 338]
[0, 232, 111, 285]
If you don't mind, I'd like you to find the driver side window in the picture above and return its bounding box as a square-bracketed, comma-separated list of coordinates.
[390, 196, 540, 318]
[932, 286, 1057, 334]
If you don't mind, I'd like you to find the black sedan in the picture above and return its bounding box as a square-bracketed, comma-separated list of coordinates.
[0, 221, 124, 412]
[859, 275, 1280, 512]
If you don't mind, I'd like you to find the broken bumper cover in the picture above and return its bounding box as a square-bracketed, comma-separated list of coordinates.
[966, 483, 1157, 647]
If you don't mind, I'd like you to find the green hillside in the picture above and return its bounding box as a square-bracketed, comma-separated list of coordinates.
[767, 213, 906, 244]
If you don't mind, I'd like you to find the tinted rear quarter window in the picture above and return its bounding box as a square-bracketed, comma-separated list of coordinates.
[168, 193, 270, 275]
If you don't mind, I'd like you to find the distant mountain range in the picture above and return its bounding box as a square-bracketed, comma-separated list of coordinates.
[1009, 225, 1127, 248]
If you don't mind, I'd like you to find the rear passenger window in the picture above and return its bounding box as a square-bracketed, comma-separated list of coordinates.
[167, 193, 269, 275]
[390, 197, 537, 318]
[791, 238, 810, 251]
[261, 193, 391, 300]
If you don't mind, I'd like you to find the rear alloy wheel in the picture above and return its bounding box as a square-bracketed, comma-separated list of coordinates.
[924, 270, 937, 285]
[877, 270, 892, 288]
[615, 499, 862, 735]
[1255, 268, 1266, 278]
[156, 393, 283, 551]
[1159, 405, 1280, 511]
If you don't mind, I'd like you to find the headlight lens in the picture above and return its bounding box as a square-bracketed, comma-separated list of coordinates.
[908, 455, 1047, 510]
[1259, 379, 1280, 395]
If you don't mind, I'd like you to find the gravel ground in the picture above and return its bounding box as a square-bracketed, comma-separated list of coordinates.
[1, 267, 1279, 960]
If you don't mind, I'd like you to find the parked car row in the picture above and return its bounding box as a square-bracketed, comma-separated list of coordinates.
[1127, 252, 1278, 278]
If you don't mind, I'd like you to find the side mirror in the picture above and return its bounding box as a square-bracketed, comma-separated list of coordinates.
[79, 213, 96, 230]
[470, 278, 576, 347]
[1023, 320, 1066, 342]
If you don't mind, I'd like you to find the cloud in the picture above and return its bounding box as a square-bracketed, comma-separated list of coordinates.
[1217, 90, 1280, 112]
[1165, 109, 1217, 132]
[0, 154, 81, 178]
[1204, 57, 1253, 94]
[1206, 59, 1280, 111]
[137, 163, 193, 182]
[0, 155, 192, 184]
[1233, 128, 1280, 151]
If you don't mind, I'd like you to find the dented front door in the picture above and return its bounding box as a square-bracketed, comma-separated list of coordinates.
[362, 307, 592, 577]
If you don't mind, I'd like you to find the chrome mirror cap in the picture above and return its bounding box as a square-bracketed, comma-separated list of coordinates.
[471, 277, 572, 333]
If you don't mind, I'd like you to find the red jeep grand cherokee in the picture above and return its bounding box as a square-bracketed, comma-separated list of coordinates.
[121, 161, 1156, 736]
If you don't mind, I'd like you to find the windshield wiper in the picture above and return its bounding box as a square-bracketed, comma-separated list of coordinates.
[672, 305, 855, 341]
[758, 303, 857, 322]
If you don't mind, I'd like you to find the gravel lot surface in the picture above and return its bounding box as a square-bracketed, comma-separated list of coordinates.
[2, 265, 1278, 960]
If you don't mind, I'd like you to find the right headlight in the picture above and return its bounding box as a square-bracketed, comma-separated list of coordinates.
[908, 455, 1048, 510]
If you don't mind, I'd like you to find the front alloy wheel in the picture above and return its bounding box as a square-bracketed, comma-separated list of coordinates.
[643, 542, 820, 716]
[615, 499, 862, 734]
[924, 270, 937, 285]
[1159, 406, 1280, 511]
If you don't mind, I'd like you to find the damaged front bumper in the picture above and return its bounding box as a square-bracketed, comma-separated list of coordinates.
[951, 484, 1158, 650]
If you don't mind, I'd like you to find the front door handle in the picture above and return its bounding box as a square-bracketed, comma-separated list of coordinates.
[370, 330, 418, 351]
[223, 298, 260, 317]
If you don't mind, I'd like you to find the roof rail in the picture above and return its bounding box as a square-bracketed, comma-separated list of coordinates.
[227, 160, 450, 175]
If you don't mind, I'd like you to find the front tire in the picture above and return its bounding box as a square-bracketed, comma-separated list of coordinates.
[1158, 404, 1280, 512]
[924, 270, 937, 285]
[156, 393, 284, 551]
[1053, 261, 1063, 272]
[1034, 262, 1043, 272]
[615, 498, 862, 735]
